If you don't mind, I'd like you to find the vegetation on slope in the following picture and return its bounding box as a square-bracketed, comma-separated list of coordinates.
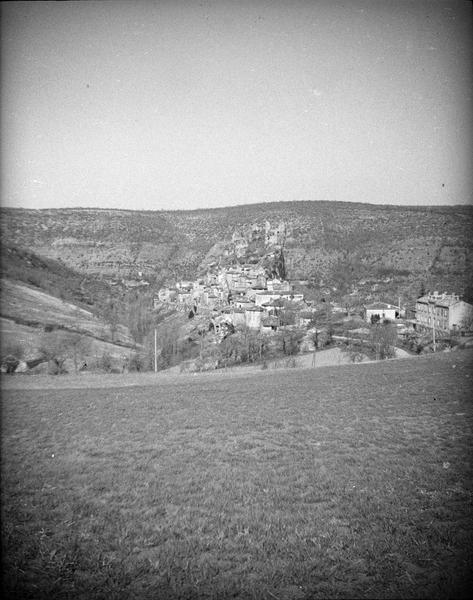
[0, 244, 176, 360]
[1, 202, 472, 301]
[0, 243, 112, 309]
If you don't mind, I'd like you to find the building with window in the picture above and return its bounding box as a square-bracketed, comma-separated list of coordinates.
[364, 302, 399, 323]
[415, 292, 473, 334]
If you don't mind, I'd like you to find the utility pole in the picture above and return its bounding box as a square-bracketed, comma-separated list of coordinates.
[432, 315, 436, 352]
[154, 328, 158, 373]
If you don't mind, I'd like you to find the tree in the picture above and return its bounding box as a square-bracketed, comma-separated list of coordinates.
[279, 303, 297, 326]
[309, 306, 332, 329]
[96, 351, 114, 373]
[402, 330, 422, 354]
[340, 339, 366, 363]
[342, 293, 362, 317]
[276, 328, 305, 356]
[275, 248, 286, 280]
[126, 292, 157, 344]
[463, 283, 473, 305]
[103, 299, 120, 342]
[216, 327, 269, 367]
[330, 259, 353, 296]
[218, 334, 240, 367]
[38, 331, 70, 374]
[1, 341, 24, 374]
[1, 340, 25, 373]
[459, 313, 473, 333]
[194, 338, 221, 371]
[369, 323, 397, 360]
[38, 331, 92, 374]
[318, 328, 332, 347]
[64, 333, 92, 372]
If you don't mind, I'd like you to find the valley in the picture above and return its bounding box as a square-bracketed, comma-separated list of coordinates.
[1, 201, 472, 375]
[1, 202, 472, 302]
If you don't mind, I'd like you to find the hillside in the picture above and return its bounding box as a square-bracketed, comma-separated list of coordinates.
[0, 243, 115, 310]
[0, 279, 137, 371]
[1, 201, 472, 302]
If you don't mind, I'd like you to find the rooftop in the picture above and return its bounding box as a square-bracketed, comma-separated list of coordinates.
[417, 292, 461, 307]
[365, 302, 398, 310]
[255, 290, 292, 296]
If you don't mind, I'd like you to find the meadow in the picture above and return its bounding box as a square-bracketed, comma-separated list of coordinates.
[1, 351, 472, 599]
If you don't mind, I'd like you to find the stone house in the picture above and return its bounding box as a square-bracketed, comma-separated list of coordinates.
[256, 290, 300, 307]
[157, 287, 177, 303]
[221, 307, 246, 328]
[261, 315, 280, 332]
[254, 291, 283, 307]
[415, 292, 473, 334]
[177, 290, 192, 304]
[267, 278, 291, 292]
[245, 306, 264, 329]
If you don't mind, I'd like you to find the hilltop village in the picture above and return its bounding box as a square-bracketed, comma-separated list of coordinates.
[154, 221, 473, 347]
[155, 221, 311, 334]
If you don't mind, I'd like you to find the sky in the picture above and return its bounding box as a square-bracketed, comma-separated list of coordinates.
[1, 0, 471, 211]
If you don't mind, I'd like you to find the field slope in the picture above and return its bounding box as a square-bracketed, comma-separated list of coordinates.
[1, 351, 472, 599]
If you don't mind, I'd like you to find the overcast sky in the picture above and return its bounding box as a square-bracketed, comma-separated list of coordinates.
[1, 0, 471, 211]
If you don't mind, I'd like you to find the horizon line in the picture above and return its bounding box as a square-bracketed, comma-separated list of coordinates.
[1, 198, 471, 213]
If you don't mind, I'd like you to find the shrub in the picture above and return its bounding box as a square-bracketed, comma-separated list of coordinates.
[347, 346, 366, 363]
[128, 352, 152, 372]
[1, 341, 24, 362]
[277, 328, 305, 356]
[47, 358, 67, 376]
[179, 360, 193, 373]
[1, 355, 20, 374]
[343, 318, 365, 330]
[97, 352, 113, 373]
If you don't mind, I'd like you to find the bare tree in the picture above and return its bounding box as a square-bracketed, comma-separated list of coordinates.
[460, 313, 473, 333]
[38, 331, 92, 374]
[38, 332, 69, 374]
[64, 333, 92, 372]
[370, 323, 397, 360]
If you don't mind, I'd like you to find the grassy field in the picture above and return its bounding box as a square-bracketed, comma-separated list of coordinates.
[1, 351, 472, 599]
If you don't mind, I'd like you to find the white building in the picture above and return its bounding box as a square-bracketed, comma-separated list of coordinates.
[245, 306, 264, 329]
[255, 290, 301, 307]
[156, 287, 177, 303]
[364, 302, 399, 323]
[267, 278, 291, 292]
